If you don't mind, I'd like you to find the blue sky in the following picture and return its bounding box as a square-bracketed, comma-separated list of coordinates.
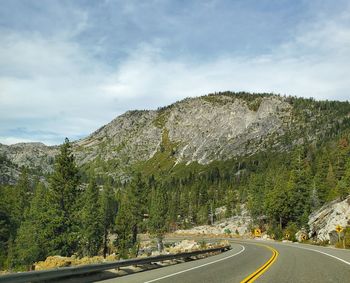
[1, 0, 350, 145]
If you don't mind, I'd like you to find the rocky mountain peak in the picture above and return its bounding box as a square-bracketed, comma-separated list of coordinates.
[1, 92, 349, 183]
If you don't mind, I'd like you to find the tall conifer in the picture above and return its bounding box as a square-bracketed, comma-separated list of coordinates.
[46, 138, 80, 256]
[79, 177, 103, 257]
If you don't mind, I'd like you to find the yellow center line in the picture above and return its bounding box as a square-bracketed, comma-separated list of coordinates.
[240, 244, 279, 283]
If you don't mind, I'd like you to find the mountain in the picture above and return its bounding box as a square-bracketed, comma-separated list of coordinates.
[1, 92, 350, 184]
[1, 92, 350, 270]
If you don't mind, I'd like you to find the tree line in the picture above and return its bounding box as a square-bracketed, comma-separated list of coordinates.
[1, 130, 350, 271]
[0, 139, 172, 271]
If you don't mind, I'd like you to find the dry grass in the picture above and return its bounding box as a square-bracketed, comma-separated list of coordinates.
[34, 254, 119, 271]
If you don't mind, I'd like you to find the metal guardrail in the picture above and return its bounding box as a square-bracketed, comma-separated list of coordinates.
[0, 245, 230, 283]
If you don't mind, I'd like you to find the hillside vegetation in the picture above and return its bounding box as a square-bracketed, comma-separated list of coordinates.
[1, 92, 350, 271]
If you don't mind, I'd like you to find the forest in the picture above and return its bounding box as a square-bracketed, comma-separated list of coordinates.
[1, 96, 350, 271]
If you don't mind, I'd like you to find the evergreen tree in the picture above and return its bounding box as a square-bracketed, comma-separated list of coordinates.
[79, 177, 103, 257]
[131, 174, 148, 233]
[310, 180, 321, 210]
[313, 154, 329, 205]
[100, 183, 118, 258]
[0, 209, 11, 270]
[0, 169, 33, 269]
[264, 171, 290, 228]
[114, 175, 145, 258]
[336, 159, 350, 200]
[114, 193, 137, 258]
[224, 188, 237, 218]
[45, 138, 80, 256]
[197, 204, 209, 225]
[286, 147, 312, 226]
[167, 188, 179, 231]
[178, 190, 190, 226]
[334, 137, 349, 180]
[0, 185, 18, 270]
[148, 185, 168, 252]
[15, 183, 49, 269]
[326, 163, 337, 200]
[247, 174, 265, 219]
[13, 169, 32, 228]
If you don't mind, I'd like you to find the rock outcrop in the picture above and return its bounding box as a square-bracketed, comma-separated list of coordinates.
[174, 215, 252, 236]
[308, 196, 350, 243]
[1, 93, 349, 183]
[0, 95, 292, 183]
[164, 96, 291, 164]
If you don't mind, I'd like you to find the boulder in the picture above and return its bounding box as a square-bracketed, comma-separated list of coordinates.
[308, 195, 350, 242]
[174, 213, 252, 236]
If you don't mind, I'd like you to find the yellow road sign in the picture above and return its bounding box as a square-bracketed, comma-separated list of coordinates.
[335, 225, 343, 233]
[285, 233, 290, 239]
[254, 228, 262, 237]
[301, 234, 307, 241]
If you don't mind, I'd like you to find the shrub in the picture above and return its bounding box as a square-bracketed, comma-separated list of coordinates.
[198, 240, 207, 249]
[284, 222, 298, 242]
[267, 226, 283, 240]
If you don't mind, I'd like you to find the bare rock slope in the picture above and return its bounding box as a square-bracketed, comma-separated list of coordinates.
[308, 196, 350, 243]
[1, 93, 348, 183]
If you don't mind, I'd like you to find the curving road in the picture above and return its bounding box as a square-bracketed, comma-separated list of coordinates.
[97, 239, 350, 283]
[257, 240, 350, 282]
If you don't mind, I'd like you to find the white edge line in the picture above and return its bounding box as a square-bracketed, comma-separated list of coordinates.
[285, 244, 350, 266]
[144, 245, 246, 283]
[297, 247, 350, 265]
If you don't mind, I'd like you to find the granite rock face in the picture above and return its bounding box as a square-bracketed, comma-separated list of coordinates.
[165, 96, 291, 164]
[174, 215, 252, 236]
[0, 142, 58, 183]
[308, 196, 350, 243]
[73, 110, 162, 179]
[0, 95, 293, 182]
[0, 94, 346, 183]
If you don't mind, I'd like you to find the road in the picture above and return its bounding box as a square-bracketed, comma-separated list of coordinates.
[96, 239, 350, 283]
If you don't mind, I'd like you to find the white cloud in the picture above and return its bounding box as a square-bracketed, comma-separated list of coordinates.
[1, 8, 350, 145]
[100, 15, 350, 104]
[0, 32, 118, 144]
[0, 137, 40, 145]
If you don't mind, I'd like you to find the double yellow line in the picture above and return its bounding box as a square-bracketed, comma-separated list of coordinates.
[240, 244, 279, 283]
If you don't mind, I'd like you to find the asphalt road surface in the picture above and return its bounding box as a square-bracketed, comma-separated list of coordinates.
[96, 239, 350, 283]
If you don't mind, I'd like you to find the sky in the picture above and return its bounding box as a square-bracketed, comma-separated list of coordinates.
[1, 0, 350, 145]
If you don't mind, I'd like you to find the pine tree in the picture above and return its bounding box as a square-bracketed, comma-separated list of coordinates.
[114, 193, 137, 258]
[79, 177, 103, 257]
[326, 163, 337, 200]
[45, 138, 80, 256]
[114, 175, 145, 258]
[313, 154, 329, 205]
[334, 137, 349, 180]
[310, 179, 320, 210]
[0, 185, 18, 270]
[178, 190, 189, 226]
[148, 185, 168, 252]
[167, 188, 179, 231]
[0, 208, 11, 270]
[247, 174, 265, 219]
[196, 204, 209, 225]
[15, 183, 48, 269]
[286, 147, 312, 226]
[13, 169, 32, 228]
[264, 172, 290, 228]
[224, 188, 236, 218]
[100, 183, 118, 258]
[336, 159, 350, 200]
